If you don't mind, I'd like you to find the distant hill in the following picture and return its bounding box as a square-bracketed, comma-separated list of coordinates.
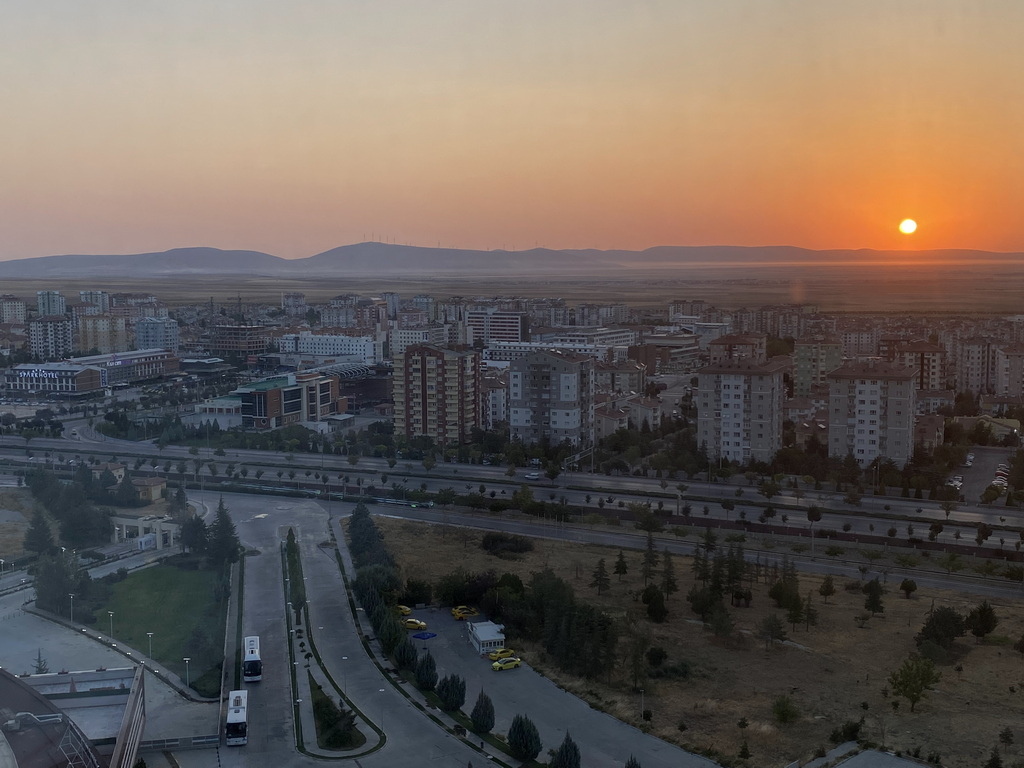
[0, 242, 1020, 279]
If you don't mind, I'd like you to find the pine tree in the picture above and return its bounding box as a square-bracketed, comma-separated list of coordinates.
[625, 757, 642, 768]
[470, 690, 495, 734]
[206, 496, 239, 568]
[966, 600, 999, 642]
[863, 578, 885, 616]
[818, 574, 836, 603]
[590, 558, 611, 595]
[24, 509, 55, 554]
[415, 651, 437, 691]
[508, 714, 542, 761]
[661, 549, 678, 596]
[394, 637, 418, 671]
[641, 532, 659, 585]
[614, 550, 628, 581]
[549, 731, 581, 768]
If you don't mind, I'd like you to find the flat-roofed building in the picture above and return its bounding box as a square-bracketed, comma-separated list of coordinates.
[794, 336, 843, 397]
[36, 290, 66, 317]
[696, 357, 788, 464]
[135, 316, 180, 353]
[509, 349, 594, 447]
[29, 315, 74, 359]
[69, 348, 180, 386]
[393, 344, 481, 445]
[466, 308, 529, 344]
[211, 324, 269, 357]
[78, 314, 131, 354]
[4, 363, 104, 394]
[827, 360, 916, 468]
[236, 371, 345, 430]
[0, 294, 27, 323]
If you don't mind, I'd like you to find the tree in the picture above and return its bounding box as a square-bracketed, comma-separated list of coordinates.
[899, 579, 917, 599]
[640, 532, 659, 585]
[180, 515, 208, 553]
[888, 654, 940, 712]
[818, 574, 836, 603]
[643, 584, 668, 622]
[435, 673, 466, 711]
[614, 550, 628, 581]
[966, 600, 999, 643]
[415, 651, 438, 691]
[758, 614, 788, 650]
[862, 578, 884, 616]
[33, 648, 50, 674]
[24, 509, 55, 554]
[984, 747, 1004, 768]
[508, 714, 542, 762]
[661, 548, 678, 595]
[549, 732, 581, 768]
[1014, 634, 1024, 663]
[206, 496, 239, 568]
[625, 758, 642, 768]
[590, 558, 611, 595]
[916, 606, 966, 650]
[470, 690, 495, 734]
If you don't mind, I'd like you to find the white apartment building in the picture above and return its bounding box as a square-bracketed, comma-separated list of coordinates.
[994, 343, 1024, 398]
[696, 358, 787, 464]
[466, 308, 529, 344]
[278, 331, 383, 364]
[0, 295, 27, 323]
[827, 361, 916, 468]
[956, 337, 996, 395]
[36, 291, 66, 317]
[508, 349, 594, 447]
[29, 316, 73, 360]
[79, 290, 110, 312]
[389, 326, 448, 357]
[135, 317, 180, 353]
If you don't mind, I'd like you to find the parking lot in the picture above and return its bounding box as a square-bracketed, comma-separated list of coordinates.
[958, 445, 1016, 502]
[407, 607, 716, 768]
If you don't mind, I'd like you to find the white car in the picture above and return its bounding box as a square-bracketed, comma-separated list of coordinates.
[524, 472, 541, 480]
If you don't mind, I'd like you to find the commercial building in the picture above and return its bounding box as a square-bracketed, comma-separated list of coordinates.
[278, 330, 383, 364]
[236, 371, 345, 430]
[826, 360, 916, 468]
[696, 357, 788, 464]
[393, 344, 481, 445]
[4, 363, 104, 395]
[508, 349, 594, 447]
[210, 324, 269, 357]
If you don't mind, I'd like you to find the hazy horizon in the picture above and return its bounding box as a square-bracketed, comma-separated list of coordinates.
[3, 2, 1023, 261]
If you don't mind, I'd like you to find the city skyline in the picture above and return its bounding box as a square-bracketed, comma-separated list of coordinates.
[3, 2, 1024, 261]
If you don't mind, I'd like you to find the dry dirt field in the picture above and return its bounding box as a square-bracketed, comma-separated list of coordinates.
[0, 489, 37, 560]
[376, 516, 1024, 768]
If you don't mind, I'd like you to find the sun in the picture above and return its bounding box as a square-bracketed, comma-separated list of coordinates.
[899, 218, 917, 234]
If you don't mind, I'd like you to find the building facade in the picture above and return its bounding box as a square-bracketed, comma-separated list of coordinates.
[793, 336, 843, 397]
[78, 314, 131, 354]
[236, 371, 344, 430]
[696, 358, 787, 464]
[29, 315, 74, 359]
[393, 345, 481, 445]
[826, 361, 916, 467]
[135, 317, 181, 352]
[508, 349, 594, 447]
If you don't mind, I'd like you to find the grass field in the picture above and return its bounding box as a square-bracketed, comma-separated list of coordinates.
[376, 515, 1024, 768]
[101, 561, 228, 697]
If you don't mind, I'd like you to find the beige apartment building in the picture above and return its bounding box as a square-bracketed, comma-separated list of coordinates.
[393, 344, 481, 445]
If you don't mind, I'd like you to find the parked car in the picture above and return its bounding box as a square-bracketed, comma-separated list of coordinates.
[395, 604, 412, 616]
[452, 606, 479, 620]
[524, 472, 541, 480]
[404, 618, 427, 630]
[492, 657, 522, 671]
[488, 648, 516, 660]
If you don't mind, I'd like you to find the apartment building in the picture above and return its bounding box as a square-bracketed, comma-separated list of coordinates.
[78, 315, 131, 354]
[896, 341, 946, 391]
[135, 317, 180, 353]
[279, 330, 383, 364]
[36, 290, 66, 317]
[466, 308, 529, 344]
[707, 333, 767, 364]
[79, 290, 111, 313]
[793, 336, 843, 397]
[390, 325, 448, 357]
[211, 324, 269, 357]
[696, 357, 787, 464]
[29, 316, 74, 359]
[956, 337, 996, 395]
[393, 345, 481, 445]
[508, 349, 594, 447]
[826, 361, 916, 468]
[0, 295, 28, 323]
[994, 343, 1024, 398]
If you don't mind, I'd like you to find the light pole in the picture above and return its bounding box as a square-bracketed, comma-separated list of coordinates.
[108, 611, 114, 638]
[147, 632, 154, 658]
[183, 657, 191, 688]
[341, 656, 348, 689]
[68, 593, 75, 624]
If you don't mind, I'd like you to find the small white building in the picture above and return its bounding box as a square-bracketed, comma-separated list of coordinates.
[468, 620, 505, 655]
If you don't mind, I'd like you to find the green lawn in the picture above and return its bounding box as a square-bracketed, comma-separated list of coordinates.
[100, 561, 228, 697]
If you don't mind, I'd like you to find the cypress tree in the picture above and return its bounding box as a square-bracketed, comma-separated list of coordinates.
[508, 714, 542, 761]
[470, 690, 495, 734]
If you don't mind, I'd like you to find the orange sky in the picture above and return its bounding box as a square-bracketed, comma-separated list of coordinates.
[1, 1, 1023, 260]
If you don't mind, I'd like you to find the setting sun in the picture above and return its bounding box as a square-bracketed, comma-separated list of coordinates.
[899, 219, 918, 234]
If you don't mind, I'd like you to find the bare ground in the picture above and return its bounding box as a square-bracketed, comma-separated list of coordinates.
[375, 516, 1024, 768]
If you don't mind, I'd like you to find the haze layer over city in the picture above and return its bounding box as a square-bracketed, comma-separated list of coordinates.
[2, 4, 1024, 768]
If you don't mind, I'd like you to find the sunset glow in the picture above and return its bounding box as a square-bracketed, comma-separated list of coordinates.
[1, 2, 1023, 260]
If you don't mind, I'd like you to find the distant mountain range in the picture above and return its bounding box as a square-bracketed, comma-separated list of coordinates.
[0, 242, 1019, 279]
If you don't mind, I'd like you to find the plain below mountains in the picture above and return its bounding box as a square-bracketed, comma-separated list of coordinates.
[0, 242, 1019, 279]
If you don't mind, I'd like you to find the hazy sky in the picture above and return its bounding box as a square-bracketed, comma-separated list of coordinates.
[2, 1, 1023, 260]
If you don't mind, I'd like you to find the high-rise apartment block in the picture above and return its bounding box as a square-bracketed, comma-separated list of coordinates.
[0, 295, 27, 323]
[826, 361, 916, 467]
[696, 358, 788, 464]
[508, 349, 594, 447]
[135, 317, 180, 352]
[29, 316, 74, 359]
[896, 341, 946, 391]
[78, 315, 131, 354]
[793, 336, 843, 397]
[466, 308, 529, 344]
[393, 345, 481, 445]
[36, 291, 66, 317]
[79, 290, 111, 313]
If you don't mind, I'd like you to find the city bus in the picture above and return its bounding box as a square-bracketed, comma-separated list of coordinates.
[225, 690, 248, 746]
[242, 636, 262, 682]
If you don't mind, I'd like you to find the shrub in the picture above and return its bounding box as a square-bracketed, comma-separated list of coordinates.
[772, 695, 799, 724]
[480, 532, 534, 558]
[829, 718, 863, 743]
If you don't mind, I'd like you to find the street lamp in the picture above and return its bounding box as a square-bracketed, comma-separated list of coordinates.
[183, 657, 191, 688]
[68, 593, 75, 624]
[108, 611, 114, 638]
[147, 632, 154, 659]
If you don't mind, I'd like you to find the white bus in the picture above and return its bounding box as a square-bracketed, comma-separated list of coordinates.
[225, 690, 248, 746]
[242, 636, 262, 682]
